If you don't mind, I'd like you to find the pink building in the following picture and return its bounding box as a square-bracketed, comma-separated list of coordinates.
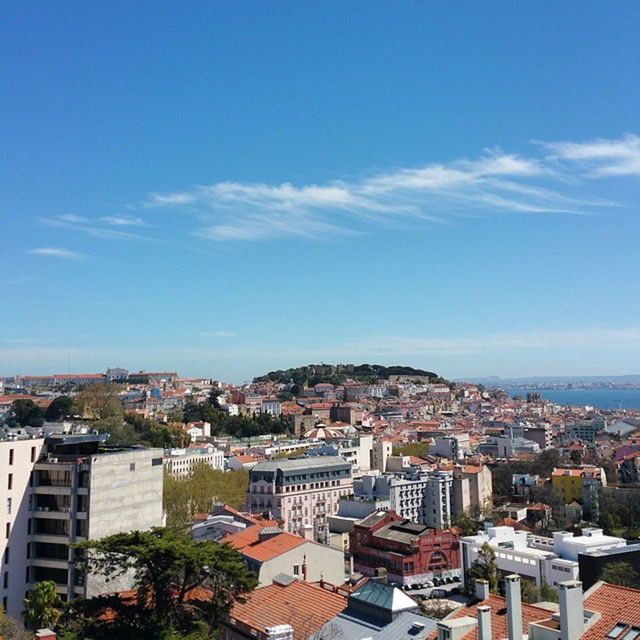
[247, 456, 353, 543]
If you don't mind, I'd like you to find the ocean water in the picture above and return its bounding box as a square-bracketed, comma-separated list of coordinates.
[503, 388, 640, 410]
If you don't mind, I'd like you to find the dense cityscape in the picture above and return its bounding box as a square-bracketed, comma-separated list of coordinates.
[4, 2, 640, 638]
[1, 365, 639, 638]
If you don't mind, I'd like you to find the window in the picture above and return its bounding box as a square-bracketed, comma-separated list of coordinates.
[152, 458, 163, 466]
[7, 475, 12, 491]
[129, 463, 136, 471]
[3, 572, 7, 589]
[8, 450, 13, 466]
[293, 564, 300, 576]
[2, 597, 6, 611]
[622, 628, 640, 640]
[607, 624, 629, 639]
[4, 548, 9, 564]
[5, 524, 9, 539]
[31, 446, 36, 463]
[5, 499, 11, 515]
[25, 567, 30, 582]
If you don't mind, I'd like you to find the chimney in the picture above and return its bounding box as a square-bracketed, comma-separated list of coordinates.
[559, 580, 584, 640]
[475, 578, 490, 601]
[477, 605, 492, 640]
[504, 574, 522, 640]
[302, 555, 308, 581]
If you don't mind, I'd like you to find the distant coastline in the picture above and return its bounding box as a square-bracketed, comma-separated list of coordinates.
[502, 387, 640, 411]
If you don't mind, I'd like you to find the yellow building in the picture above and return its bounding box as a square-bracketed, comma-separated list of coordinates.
[551, 467, 606, 502]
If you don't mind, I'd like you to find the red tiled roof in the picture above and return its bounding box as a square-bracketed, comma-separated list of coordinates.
[582, 582, 640, 640]
[224, 526, 306, 562]
[227, 580, 346, 639]
[431, 594, 550, 640]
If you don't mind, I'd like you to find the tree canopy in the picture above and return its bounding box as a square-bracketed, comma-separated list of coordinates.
[253, 363, 444, 386]
[62, 528, 257, 639]
[24, 580, 61, 630]
[44, 395, 75, 421]
[599, 561, 640, 588]
[466, 542, 498, 594]
[7, 399, 44, 428]
[164, 464, 249, 529]
[183, 401, 289, 438]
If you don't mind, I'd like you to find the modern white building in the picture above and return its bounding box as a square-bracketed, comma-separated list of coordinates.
[460, 525, 628, 591]
[1, 437, 45, 617]
[163, 446, 225, 478]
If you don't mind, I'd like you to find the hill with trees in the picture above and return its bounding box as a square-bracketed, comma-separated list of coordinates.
[254, 363, 448, 387]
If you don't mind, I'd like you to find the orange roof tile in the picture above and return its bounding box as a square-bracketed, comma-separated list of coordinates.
[432, 594, 550, 640]
[582, 582, 640, 640]
[228, 580, 346, 639]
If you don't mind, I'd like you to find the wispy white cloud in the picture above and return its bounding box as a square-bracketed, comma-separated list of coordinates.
[27, 247, 85, 260]
[40, 215, 156, 242]
[100, 215, 146, 227]
[144, 137, 636, 241]
[541, 133, 640, 177]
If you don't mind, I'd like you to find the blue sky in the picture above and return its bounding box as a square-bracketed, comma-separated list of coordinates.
[2, 1, 640, 382]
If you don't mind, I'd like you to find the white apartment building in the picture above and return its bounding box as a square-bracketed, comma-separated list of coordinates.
[163, 446, 225, 478]
[1, 437, 45, 617]
[388, 471, 453, 529]
[460, 525, 628, 591]
[247, 456, 353, 543]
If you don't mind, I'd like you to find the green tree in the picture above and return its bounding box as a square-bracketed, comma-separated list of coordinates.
[467, 542, 498, 594]
[44, 395, 75, 421]
[540, 582, 559, 603]
[452, 513, 480, 537]
[8, 399, 45, 428]
[520, 579, 541, 604]
[163, 465, 250, 529]
[24, 580, 61, 629]
[68, 528, 257, 638]
[599, 561, 640, 588]
[0, 607, 32, 639]
[569, 449, 582, 465]
[73, 382, 123, 421]
[392, 442, 429, 458]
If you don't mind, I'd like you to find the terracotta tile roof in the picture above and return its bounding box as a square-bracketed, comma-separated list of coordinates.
[223, 523, 313, 563]
[430, 594, 550, 640]
[227, 580, 347, 639]
[582, 582, 640, 640]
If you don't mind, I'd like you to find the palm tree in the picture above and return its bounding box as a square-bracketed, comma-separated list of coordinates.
[24, 581, 61, 630]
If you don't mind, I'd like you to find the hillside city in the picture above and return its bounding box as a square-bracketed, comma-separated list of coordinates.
[1, 365, 639, 639]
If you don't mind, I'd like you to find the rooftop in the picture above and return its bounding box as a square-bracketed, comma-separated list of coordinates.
[227, 579, 347, 637]
[251, 455, 351, 473]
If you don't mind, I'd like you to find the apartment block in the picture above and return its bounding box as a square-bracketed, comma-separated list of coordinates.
[31, 434, 163, 602]
[388, 471, 452, 529]
[163, 446, 224, 478]
[1, 438, 45, 618]
[247, 456, 353, 543]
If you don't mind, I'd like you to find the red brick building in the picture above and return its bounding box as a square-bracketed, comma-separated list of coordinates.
[350, 510, 460, 586]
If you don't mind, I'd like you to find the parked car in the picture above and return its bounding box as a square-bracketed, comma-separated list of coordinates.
[430, 588, 448, 599]
[433, 577, 443, 586]
[452, 576, 461, 583]
[424, 580, 434, 588]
